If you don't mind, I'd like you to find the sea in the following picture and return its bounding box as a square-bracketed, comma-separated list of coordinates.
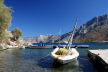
[0, 42, 108, 72]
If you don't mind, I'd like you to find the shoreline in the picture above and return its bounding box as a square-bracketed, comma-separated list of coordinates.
[0, 45, 19, 51]
[0, 48, 8, 51]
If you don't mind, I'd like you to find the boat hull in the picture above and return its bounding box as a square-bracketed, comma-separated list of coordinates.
[51, 48, 79, 64]
[55, 57, 77, 64]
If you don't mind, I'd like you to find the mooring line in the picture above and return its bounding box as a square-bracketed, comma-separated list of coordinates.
[39, 54, 51, 63]
[78, 57, 88, 61]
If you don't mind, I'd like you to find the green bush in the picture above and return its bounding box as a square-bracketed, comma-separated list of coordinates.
[11, 28, 23, 41]
[0, 0, 12, 43]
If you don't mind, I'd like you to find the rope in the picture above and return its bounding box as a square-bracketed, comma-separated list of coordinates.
[78, 57, 88, 61]
[39, 54, 51, 63]
[40, 54, 50, 59]
[40, 58, 51, 63]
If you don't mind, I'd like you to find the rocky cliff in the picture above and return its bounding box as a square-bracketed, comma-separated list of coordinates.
[59, 14, 108, 42]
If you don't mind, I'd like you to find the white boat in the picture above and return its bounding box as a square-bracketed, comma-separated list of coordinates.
[51, 19, 79, 64]
[19, 46, 25, 49]
[99, 40, 108, 43]
[51, 47, 79, 64]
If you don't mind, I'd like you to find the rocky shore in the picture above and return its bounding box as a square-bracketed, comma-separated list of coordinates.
[0, 38, 28, 50]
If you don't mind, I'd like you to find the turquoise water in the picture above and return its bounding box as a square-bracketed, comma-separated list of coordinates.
[0, 43, 108, 72]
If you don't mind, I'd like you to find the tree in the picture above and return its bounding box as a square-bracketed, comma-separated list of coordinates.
[11, 28, 23, 41]
[0, 0, 12, 43]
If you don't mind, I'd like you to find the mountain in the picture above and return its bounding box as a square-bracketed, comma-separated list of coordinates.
[24, 34, 59, 43]
[59, 14, 108, 42]
[24, 14, 108, 43]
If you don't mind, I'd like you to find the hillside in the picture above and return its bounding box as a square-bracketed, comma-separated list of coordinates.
[59, 14, 108, 42]
[24, 14, 108, 43]
[24, 34, 59, 43]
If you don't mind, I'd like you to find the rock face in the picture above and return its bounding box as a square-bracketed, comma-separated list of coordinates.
[60, 14, 108, 42]
[24, 14, 108, 43]
[24, 34, 59, 43]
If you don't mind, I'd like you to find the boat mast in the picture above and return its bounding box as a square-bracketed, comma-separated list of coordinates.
[67, 19, 78, 51]
[58, 28, 61, 46]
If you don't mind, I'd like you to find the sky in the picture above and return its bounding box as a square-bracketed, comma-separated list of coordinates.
[4, 0, 108, 37]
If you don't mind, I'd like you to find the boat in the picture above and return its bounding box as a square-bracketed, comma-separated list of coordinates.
[99, 40, 108, 43]
[26, 45, 52, 49]
[26, 42, 53, 49]
[51, 19, 79, 64]
[19, 46, 25, 49]
[53, 45, 89, 49]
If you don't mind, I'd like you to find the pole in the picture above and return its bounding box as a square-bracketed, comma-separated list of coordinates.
[67, 18, 78, 53]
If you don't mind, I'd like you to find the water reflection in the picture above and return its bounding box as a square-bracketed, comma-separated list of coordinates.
[0, 50, 7, 72]
[0, 48, 98, 72]
[38, 55, 80, 72]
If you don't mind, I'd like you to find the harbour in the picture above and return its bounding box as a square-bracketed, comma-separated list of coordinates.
[27, 42, 89, 49]
[0, 42, 108, 72]
[0, 0, 108, 72]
